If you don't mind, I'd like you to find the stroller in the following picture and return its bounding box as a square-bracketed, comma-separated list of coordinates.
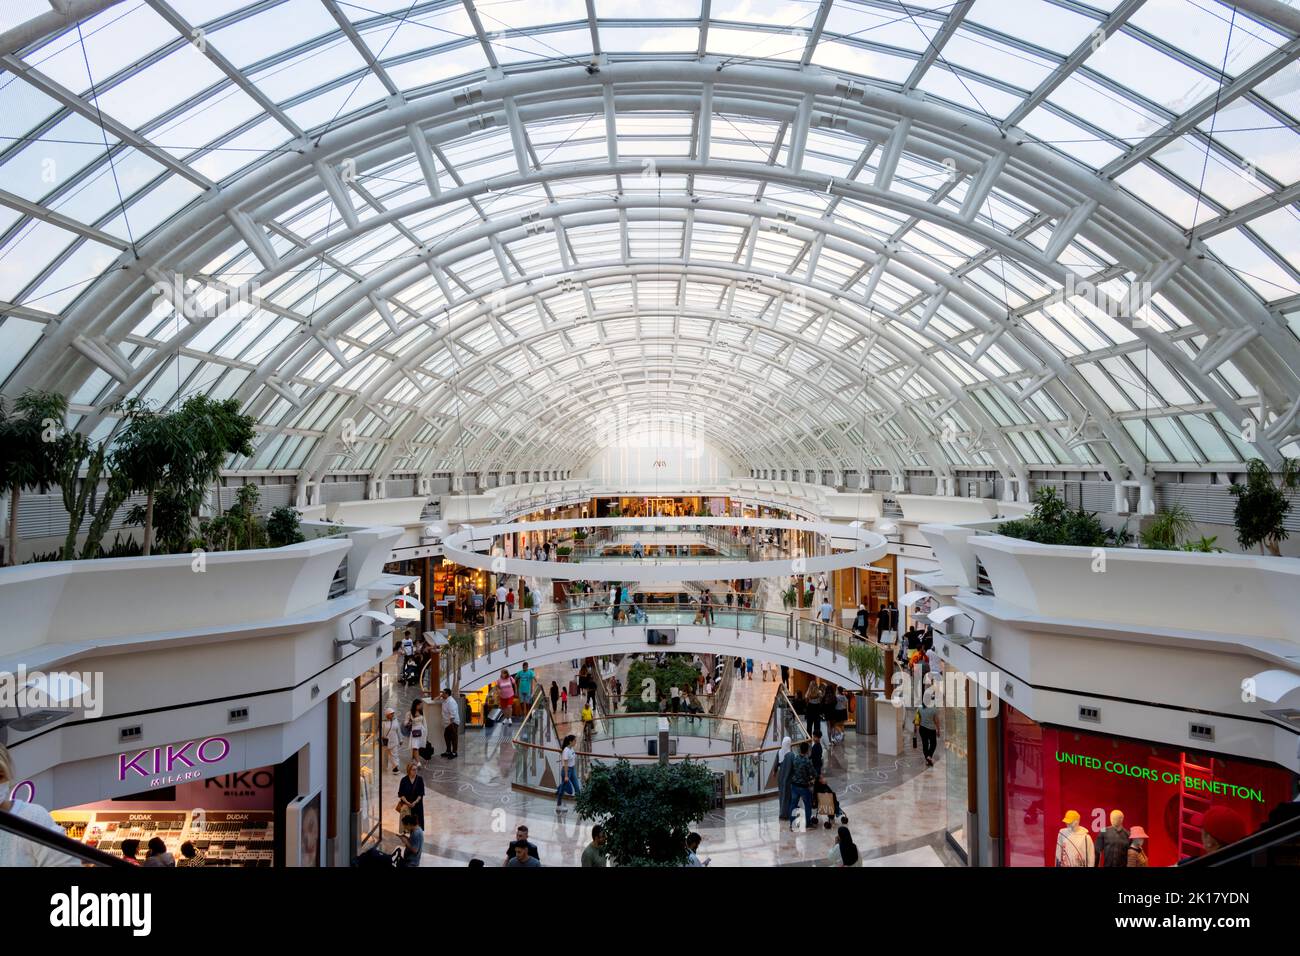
[815, 783, 849, 830]
[398, 652, 420, 686]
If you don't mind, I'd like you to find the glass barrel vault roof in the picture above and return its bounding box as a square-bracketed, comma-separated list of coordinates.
[1, 0, 1299, 484]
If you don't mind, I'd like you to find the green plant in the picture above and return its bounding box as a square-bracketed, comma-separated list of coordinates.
[266, 505, 305, 548]
[556, 545, 572, 557]
[0, 390, 69, 565]
[846, 641, 884, 693]
[624, 657, 701, 712]
[997, 486, 1114, 548]
[574, 758, 714, 866]
[58, 431, 110, 561]
[1180, 535, 1223, 553]
[1229, 458, 1300, 556]
[1139, 503, 1196, 551]
[781, 584, 797, 609]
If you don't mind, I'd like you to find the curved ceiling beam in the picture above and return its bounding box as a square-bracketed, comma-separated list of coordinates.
[13, 62, 1291, 474]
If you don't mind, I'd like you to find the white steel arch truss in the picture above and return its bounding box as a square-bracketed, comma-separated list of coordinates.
[2, 0, 1299, 488]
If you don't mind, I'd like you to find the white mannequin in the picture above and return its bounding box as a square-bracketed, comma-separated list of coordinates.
[1055, 811, 1096, 867]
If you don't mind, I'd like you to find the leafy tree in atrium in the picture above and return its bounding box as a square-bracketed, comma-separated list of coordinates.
[0, 390, 70, 566]
[575, 758, 714, 866]
[1229, 458, 1300, 556]
[997, 486, 1113, 548]
[266, 505, 306, 548]
[624, 657, 702, 712]
[58, 431, 111, 561]
[118, 396, 256, 556]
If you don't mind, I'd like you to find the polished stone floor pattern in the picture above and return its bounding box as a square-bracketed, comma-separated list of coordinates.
[381, 652, 961, 867]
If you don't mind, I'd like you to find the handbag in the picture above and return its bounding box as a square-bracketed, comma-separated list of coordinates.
[419, 742, 434, 760]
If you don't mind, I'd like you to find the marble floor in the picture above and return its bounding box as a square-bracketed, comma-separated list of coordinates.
[378, 654, 962, 868]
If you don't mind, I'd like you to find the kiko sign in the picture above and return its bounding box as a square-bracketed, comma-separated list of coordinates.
[118, 736, 232, 787]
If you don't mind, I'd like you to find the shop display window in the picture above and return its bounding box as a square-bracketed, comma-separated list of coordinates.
[1002, 703, 1297, 867]
[944, 698, 971, 859]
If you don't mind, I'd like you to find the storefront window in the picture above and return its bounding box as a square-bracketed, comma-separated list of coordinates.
[944, 696, 971, 859]
[357, 666, 385, 850]
[1002, 703, 1297, 867]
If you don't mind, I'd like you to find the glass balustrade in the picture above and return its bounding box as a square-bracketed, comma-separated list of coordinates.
[458, 607, 872, 676]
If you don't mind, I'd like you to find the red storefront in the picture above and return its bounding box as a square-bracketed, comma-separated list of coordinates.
[1002, 703, 1297, 867]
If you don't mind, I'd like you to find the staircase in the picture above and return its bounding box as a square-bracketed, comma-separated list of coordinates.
[1177, 753, 1216, 858]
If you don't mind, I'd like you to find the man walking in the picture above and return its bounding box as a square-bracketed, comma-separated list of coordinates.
[440, 688, 461, 759]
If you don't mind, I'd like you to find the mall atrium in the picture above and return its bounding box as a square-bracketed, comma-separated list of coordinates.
[0, 0, 1298, 883]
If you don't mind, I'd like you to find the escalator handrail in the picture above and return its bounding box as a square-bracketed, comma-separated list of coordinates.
[0, 807, 134, 867]
[1178, 805, 1300, 867]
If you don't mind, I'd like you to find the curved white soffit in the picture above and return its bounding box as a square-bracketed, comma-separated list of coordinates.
[441, 517, 886, 583]
[1247, 669, 1300, 705]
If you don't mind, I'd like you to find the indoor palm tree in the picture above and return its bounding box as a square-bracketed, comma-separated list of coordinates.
[0, 390, 69, 565]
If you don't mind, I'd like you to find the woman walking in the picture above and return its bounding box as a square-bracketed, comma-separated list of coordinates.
[555, 734, 580, 813]
[406, 699, 427, 769]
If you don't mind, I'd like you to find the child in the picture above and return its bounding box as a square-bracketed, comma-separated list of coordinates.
[560, 687, 568, 713]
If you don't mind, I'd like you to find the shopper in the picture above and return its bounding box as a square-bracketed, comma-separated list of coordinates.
[1126, 826, 1150, 867]
[407, 699, 427, 768]
[818, 595, 834, 636]
[556, 734, 580, 812]
[397, 761, 425, 831]
[810, 730, 824, 777]
[826, 826, 860, 867]
[177, 841, 206, 867]
[399, 814, 424, 867]
[550, 680, 560, 711]
[517, 660, 537, 703]
[560, 686, 569, 713]
[496, 582, 508, 617]
[685, 832, 709, 866]
[507, 825, 540, 863]
[440, 688, 460, 759]
[384, 706, 403, 773]
[788, 742, 816, 829]
[745, 657, 754, 680]
[917, 703, 940, 767]
[506, 841, 541, 867]
[734, 656, 744, 679]
[497, 669, 517, 726]
[805, 682, 822, 736]
[852, 601, 869, 638]
[581, 825, 608, 867]
[0, 745, 76, 867]
[506, 588, 515, 617]
[120, 839, 142, 865]
[143, 836, 175, 867]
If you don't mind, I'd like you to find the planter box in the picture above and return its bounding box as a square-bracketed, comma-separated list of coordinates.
[969, 533, 1300, 644]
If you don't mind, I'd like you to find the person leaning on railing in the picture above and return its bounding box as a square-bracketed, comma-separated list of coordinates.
[0, 744, 78, 867]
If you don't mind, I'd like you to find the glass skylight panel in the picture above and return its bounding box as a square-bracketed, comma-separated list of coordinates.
[1204, 228, 1300, 301]
[914, 66, 1021, 122]
[31, 4, 176, 94]
[1197, 97, 1300, 186]
[810, 41, 914, 84]
[602, 27, 699, 52]
[1130, 1, 1285, 77]
[1046, 70, 1167, 144]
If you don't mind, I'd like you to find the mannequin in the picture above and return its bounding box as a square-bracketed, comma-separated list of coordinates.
[1055, 810, 1096, 867]
[1096, 809, 1130, 867]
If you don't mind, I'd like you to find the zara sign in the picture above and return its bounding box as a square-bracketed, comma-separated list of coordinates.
[117, 736, 232, 788]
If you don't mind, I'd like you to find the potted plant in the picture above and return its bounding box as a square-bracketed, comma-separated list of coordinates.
[781, 584, 797, 609]
[1229, 458, 1300, 556]
[1139, 503, 1195, 551]
[846, 641, 884, 735]
[556, 545, 572, 561]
